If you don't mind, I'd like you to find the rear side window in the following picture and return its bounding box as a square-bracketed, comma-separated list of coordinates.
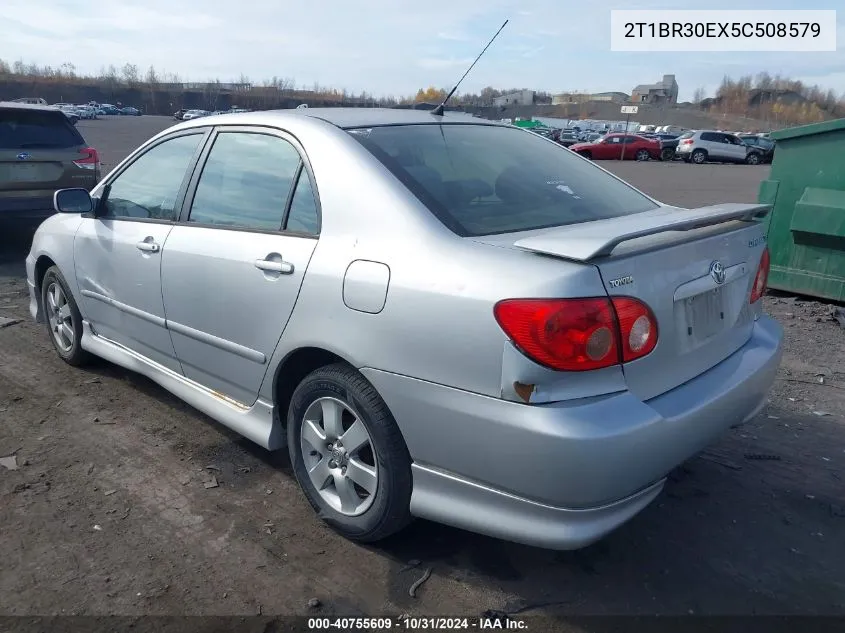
[284, 171, 320, 234]
[0, 108, 83, 149]
[700, 132, 719, 142]
[188, 132, 301, 231]
[349, 124, 658, 237]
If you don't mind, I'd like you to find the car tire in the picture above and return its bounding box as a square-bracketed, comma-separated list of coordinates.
[287, 363, 413, 543]
[41, 266, 91, 367]
[578, 151, 592, 160]
[660, 148, 675, 161]
[746, 152, 761, 165]
[635, 149, 651, 161]
[691, 149, 707, 164]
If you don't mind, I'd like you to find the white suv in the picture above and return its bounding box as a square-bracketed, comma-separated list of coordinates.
[675, 130, 752, 165]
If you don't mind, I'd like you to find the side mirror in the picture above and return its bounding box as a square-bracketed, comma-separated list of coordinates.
[54, 188, 93, 214]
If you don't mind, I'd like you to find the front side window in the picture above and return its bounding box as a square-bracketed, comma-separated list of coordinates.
[188, 132, 301, 231]
[349, 124, 658, 237]
[102, 134, 203, 220]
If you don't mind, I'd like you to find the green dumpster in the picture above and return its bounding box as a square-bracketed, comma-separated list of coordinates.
[758, 118, 845, 301]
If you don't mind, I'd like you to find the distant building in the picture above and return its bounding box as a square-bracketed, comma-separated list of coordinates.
[631, 74, 679, 105]
[552, 91, 629, 105]
[493, 90, 536, 106]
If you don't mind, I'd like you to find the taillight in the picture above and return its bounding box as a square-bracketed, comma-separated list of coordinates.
[750, 247, 770, 303]
[73, 147, 99, 170]
[613, 297, 659, 362]
[681, 139, 693, 145]
[493, 297, 658, 372]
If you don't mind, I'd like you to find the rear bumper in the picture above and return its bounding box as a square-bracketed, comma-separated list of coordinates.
[362, 315, 783, 550]
[0, 195, 56, 220]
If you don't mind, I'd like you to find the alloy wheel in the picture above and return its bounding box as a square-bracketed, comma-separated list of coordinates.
[299, 397, 379, 516]
[45, 282, 74, 353]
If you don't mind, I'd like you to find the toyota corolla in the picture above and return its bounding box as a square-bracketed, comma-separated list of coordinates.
[26, 108, 782, 550]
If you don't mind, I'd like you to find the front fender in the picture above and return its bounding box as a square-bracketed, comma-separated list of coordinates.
[27, 214, 86, 321]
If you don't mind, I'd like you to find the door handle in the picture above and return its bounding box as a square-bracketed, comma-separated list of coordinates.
[254, 258, 294, 274]
[136, 240, 160, 253]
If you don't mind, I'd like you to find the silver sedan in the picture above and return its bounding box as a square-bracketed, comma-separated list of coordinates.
[26, 108, 783, 550]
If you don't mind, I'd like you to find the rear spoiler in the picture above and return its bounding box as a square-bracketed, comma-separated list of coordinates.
[513, 203, 770, 262]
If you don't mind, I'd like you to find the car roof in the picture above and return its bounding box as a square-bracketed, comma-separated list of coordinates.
[178, 107, 500, 131]
[0, 101, 63, 112]
[297, 107, 498, 128]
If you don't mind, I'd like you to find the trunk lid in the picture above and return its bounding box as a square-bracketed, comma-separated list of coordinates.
[0, 147, 79, 191]
[504, 203, 771, 401]
[0, 105, 88, 192]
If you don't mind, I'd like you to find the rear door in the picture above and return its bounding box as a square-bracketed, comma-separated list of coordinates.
[0, 106, 94, 211]
[724, 134, 748, 162]
[159, 127, 320, 406]
[698, 132, 725, 160]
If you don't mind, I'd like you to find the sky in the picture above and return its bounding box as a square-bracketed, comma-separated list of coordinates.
[1, 0, 843, 102]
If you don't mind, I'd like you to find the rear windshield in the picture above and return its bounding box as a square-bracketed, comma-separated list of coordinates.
[678, 131, 694, 139]
[349, 124, 659, 237]
[0, 108, 84, 150]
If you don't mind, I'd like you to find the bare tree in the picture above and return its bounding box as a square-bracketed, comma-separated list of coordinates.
[145, 65, 160, 111]
[692, 87, 706, 103]
[122, 63, 140, 86]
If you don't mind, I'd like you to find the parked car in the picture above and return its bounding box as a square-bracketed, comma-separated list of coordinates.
[99, 104, 121, 115]
[11, 97, 48, 105]
[181, 110, 210, 120]
[556, 131, 580, 147]
[569, 133, 661, 161]
[675, 131, 754, 164]
[173, 109, 187, 121]
[27, 108, 781, 551]
[75, 105, 97, 120]
[650, 133, 680, 161]
[119, 107, 141, 116]
[739, 135, 776, 164]
[0, 101, 100, 220]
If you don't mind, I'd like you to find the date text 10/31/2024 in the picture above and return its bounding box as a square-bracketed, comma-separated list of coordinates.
[307, 617, 528, 630]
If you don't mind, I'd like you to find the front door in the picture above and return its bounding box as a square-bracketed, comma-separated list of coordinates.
[160, 129, 321, 406]
[73, 132, 207, 372]
[724, 134, 748, 162]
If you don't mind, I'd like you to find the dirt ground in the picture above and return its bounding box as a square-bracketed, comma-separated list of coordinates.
[0, 117, 843, 620]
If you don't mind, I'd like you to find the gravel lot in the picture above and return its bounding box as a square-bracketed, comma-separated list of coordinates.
[1, 116, 843, 620]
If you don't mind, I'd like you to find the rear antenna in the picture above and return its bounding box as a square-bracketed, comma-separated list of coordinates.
[431, 19, 508, 116]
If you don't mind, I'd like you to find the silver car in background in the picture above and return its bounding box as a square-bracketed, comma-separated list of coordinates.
[26, 109, 782, 550]
[676, 130, 755, 164]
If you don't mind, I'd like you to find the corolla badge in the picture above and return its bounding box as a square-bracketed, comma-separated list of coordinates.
[16, 152, 31, 160]
[709, 260, 726, 284]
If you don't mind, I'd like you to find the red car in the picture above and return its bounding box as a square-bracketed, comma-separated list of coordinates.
[569, 133, 660, 161]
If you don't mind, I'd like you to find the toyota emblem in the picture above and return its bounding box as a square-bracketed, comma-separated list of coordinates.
[709, 260, 726, 284]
